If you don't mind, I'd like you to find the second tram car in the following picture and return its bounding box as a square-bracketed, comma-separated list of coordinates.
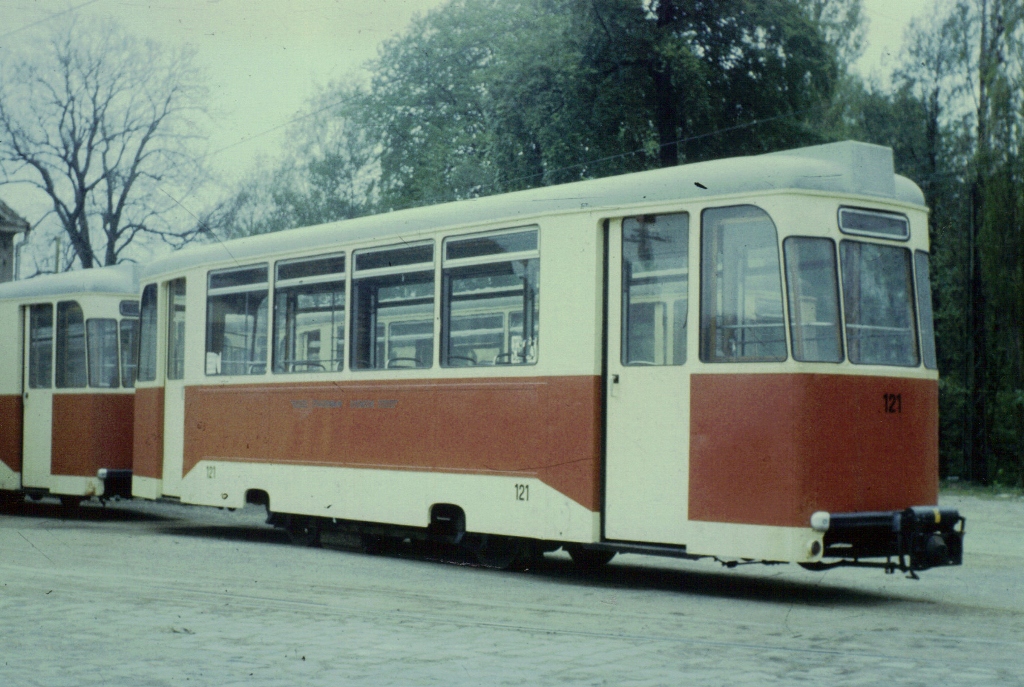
[0, 264, 140, 506]
[130, 141, 963, 573]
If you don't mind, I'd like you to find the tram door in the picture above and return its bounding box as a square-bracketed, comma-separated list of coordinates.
[21, 304, 54, 489]
[604, 214, 691, 544]
[161, 278, 187, 496]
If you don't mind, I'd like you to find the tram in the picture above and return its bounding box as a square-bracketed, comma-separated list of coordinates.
[130, 140, 963, 573]
[0, 264, 139, 506]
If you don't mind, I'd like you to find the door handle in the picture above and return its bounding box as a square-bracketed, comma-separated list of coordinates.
[609, 374, 620, 397]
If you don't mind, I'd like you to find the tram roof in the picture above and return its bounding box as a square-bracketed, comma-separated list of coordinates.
[0, 263, 138, 300]
[142, 140, 925, 280]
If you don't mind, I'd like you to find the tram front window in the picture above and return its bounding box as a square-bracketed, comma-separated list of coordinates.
[87, 319, 120, 388]
[700, 206, 786, 362]
[783, 237, 842, 363]
[840, 241, 919, 366]
[915, 251, 937, 370]
[621, 213, 688, 366]
[56, 300, 87, 388]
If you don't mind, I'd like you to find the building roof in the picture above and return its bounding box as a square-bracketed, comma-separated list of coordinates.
[137, 140, 926, 282]
[0, 199, 30, 234]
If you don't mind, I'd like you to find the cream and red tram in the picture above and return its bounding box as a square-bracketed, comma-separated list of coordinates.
[131, 141, 963, 573]
[0, 265, 139, 506]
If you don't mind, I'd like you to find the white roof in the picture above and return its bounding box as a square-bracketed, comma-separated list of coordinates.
[0, 263, 138, 300]
[137, 140, 924, 281]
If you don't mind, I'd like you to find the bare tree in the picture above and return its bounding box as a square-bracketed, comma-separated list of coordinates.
[0, 16, 210, 270]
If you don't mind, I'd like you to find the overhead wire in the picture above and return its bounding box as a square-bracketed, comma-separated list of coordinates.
[0, 0, 105, 42]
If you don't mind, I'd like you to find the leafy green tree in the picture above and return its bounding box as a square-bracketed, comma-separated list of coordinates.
[359, 0, 841, 210]
[201, 85, 376, 239]
[854, 0, 1024, 485]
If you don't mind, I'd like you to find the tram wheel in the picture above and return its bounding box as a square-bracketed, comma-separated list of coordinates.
[59, 495, 84, 511]
[566, 546, 616, 569]
[474, 535, 532, 570]
[285, 516, 322, 547]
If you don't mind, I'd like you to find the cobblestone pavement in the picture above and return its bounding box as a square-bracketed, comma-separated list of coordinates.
[1, 493, 1021, 686]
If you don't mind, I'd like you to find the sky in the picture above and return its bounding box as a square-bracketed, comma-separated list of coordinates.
[0, 0, 938, 267]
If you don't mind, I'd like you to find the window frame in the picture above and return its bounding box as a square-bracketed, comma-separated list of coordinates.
[839, 239, 920, 368]
[166, 278, 187, 381]
[205, 264, 270, 377]
[119, 316, 140, 388]
[350, 241, 435, 371]
[914, 250, 937, 370]
[55, 300, 88, 389]
[699, 204, 788, 364]
[620, 213, 689, 367]
[782, 236, 844, 364]
[28, 303, 54, 390]
[136, 284, 159, 383]
[440, 227, 540, 368]
[272, 252, 347, 374]
[86, 317, 121, 389]
[838, 206, 911, 241]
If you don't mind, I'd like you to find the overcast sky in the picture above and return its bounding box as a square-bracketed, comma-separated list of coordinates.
[0, 0, 938, 246]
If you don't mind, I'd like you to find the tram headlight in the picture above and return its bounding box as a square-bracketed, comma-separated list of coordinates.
[810, 511, 830, 532]
[97, 468, 108, 480]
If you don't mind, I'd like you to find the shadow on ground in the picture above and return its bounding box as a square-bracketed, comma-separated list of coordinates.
[0, 497, 171, 523]
[1, 496, 919, 608]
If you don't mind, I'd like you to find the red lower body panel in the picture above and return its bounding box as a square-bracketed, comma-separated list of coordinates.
[183, 376, 602, 510]
[689, 373, 939, 528]
[0, 394, 22, 473]
[52, 394, 134, 477]
[132, 387, 164, 480]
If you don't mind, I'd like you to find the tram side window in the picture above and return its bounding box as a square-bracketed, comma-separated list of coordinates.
[167, 279, 186, 380]
[622, 214, 687, 365]
[273, 254, 346, 373]
[700, 206, 786, 362]
[206, 265, 269, 376]
[783, 237, 843, 363]
[28, 304, 53, 389]
[137, 284, 158, 382]
[87, 319, 120, 388]
[120, 318, 140, 388]
[442, 228, 539, 367]
[915, 251, 937, 370]
[56, 301, 87, 388]
[352, 243, 434, 370]
[840, 241, 919, 367]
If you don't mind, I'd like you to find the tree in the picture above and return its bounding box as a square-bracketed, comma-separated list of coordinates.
[940, 0, 1024, 485]
[0, 16, 210, 271]
[200, 84, 377, 240]
[854, 0, 1024, 485]
[357, 0, 841, 210]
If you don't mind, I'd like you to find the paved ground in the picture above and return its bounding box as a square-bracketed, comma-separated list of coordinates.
[1, 492, 1021, 686]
